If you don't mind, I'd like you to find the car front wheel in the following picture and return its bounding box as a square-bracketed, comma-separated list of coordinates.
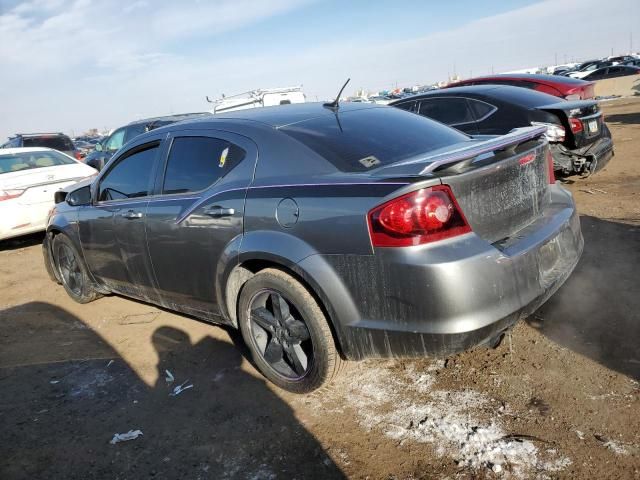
[52, 234, 100, 304]
[238, 268, 344, 393]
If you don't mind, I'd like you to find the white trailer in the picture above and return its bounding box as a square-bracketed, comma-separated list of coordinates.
[206, 86, 306, 114]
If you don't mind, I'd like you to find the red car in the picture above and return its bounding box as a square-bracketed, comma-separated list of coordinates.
[446, 74, 595, 100]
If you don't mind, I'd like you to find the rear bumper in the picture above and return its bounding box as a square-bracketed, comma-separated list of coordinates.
[304, 185, 583, 360]
[551, 129, 614, 175]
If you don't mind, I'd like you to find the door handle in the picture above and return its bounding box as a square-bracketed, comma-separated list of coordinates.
[203, 206, 235, 218]
[121, 210, 143, 219]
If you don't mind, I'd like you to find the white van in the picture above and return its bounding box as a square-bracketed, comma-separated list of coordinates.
[207, 86, 306, 114]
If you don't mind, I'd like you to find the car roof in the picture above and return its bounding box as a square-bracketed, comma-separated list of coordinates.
[125, 112, 211, 127]
[391, 84, 563, 107]
[452, 73, 589, 86]
[12, 132, 67, 137]
[0, 147, 58, 155]
[179, 102, 381, 129]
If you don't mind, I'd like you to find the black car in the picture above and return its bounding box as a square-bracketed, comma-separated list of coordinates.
[84, 112, 211, 170]
[2, 133, 82, 160]
[582, 65, 640, 81]
[390, 85, 614, 176]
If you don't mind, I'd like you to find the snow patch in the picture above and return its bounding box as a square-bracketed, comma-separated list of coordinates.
[310, 361, 571, 478]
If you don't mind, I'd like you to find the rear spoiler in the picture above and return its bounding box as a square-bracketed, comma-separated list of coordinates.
[373, 126, 547, 176]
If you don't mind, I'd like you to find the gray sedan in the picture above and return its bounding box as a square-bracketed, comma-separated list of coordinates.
[43, 102, 583, 392]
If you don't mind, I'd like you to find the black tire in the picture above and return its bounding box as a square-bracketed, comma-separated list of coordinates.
[52, 234, 101, 304]
[238, 268, 343, 393]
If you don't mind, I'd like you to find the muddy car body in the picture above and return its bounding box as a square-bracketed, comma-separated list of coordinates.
[43, 103, 583, 392]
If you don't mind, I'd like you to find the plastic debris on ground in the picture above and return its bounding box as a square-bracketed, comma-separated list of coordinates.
[165, 369, 174, 384]
[170, 379, 193, 397]
[110, 429, 143, 445]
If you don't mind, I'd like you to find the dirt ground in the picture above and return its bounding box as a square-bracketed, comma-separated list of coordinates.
[1, 98, 639, 480]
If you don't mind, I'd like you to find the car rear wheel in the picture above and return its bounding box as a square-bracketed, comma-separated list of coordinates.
[238, 268, 344, 393]
[52, 234, 100, 304]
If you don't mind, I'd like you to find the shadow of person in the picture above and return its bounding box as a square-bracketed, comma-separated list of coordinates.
[527, 216, 640, 380]
[149, 325, 345, 478]
[0, 303, 345, 479]
[0, 232, 45, 251]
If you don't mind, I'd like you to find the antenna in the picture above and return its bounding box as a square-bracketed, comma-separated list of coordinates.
[323, 78, 350, 110]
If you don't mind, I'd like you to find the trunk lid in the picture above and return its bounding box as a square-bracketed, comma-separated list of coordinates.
[372, 126, 551, 244]
[441, 141, 550, 243]
[537, 99, 603, 148]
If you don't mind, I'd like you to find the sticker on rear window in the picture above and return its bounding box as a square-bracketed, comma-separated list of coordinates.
[358, 156, 381, 169]
[219, 147, 229, 168]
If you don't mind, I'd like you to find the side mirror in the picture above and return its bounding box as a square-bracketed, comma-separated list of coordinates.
[95, 142, 103, 152]
[66, 185, 92, 206]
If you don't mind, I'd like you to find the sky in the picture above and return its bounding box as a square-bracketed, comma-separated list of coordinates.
[0, 0, 638, 139]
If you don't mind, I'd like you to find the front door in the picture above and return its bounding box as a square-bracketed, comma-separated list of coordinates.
[145, 130, 257, 320]
[79, 140, 163, 300]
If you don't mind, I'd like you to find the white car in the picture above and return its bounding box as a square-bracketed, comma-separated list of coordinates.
[0, 147, 96, 240]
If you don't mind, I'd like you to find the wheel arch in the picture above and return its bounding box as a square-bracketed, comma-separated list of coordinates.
[222, 253, 356, 359]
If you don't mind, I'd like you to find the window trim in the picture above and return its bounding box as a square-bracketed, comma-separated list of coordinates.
[95, 140, 162, 204]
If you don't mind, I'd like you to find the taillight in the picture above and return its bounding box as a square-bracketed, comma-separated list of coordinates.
[74, 151, 83, 161]
[368, 186, 471, 247]
[565, 94, 581, 101]
[546, 148, 556, 184]
[532, 121, 565, 142]
[569, 118, 583, 134]
[0, 189, 25, 201]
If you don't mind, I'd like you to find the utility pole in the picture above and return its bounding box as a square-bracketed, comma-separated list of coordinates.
[554, 52, 558, 65]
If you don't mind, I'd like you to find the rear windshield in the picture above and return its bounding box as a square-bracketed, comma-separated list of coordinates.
[280, 107, 469, 172]
[0, 150, 76, 174]
[22, 135, 75, 151]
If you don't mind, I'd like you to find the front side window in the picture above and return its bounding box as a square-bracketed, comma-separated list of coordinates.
[104, 128, 126, 152]
[98, 145, 158, 201]
[418, 98, 474, 125]
[162, 136, 246, 195]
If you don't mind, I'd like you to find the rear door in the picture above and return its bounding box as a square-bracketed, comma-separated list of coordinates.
[145, 129, 258, 319]
[79, 137, 164, 299]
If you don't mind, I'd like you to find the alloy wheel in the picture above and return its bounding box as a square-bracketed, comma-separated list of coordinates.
[248, 289, 313, 380]
[57, 243, 83, 296]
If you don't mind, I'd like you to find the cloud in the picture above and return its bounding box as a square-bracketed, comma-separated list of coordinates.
[0, 0, 637, 139]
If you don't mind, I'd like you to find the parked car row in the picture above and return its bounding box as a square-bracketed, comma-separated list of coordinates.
[553, 54, 640, 81]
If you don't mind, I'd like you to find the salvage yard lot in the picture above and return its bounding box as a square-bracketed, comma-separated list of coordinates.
[1, 99, 639, 479]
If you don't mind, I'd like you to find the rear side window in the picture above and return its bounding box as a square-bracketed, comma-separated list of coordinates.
[162, 136, 246, 194]
[280, 107, 468, 172]
[98, 144, 158, 201]
[22, 135, 74, 151]
[418, 98, 474, 125]
[468, 99, 496, 120]
[124, 124, 148, 143]
[393, 100, 416, 112]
